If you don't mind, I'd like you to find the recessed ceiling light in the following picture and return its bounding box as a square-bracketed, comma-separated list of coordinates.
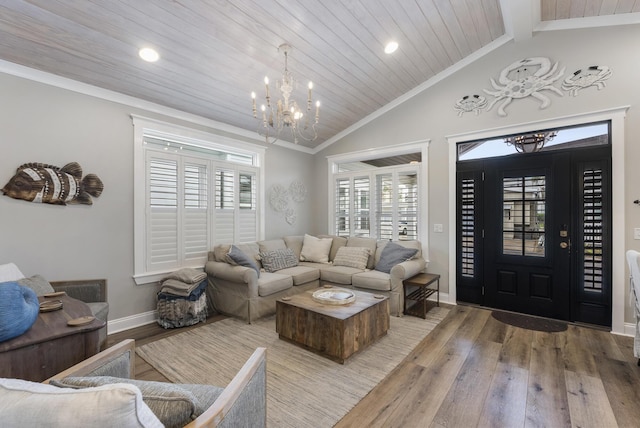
[139, 47, 159, 62]
[384, 41, 398, 54]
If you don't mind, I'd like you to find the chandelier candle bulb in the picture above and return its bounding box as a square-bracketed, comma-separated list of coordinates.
[251, 92, 257, 117]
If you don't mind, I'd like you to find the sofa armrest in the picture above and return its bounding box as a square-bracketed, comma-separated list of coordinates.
[390, 258, 427, 283]
[185, 347, 267, 428]
[44, 339, 135, 384]
[50, 279, 107, 303]
[205, 261, 258, 284]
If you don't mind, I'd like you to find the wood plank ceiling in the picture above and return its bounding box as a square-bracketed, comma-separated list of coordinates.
[0, 1, 636, 149]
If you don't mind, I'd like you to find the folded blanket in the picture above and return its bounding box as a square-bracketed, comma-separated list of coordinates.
[162, 268, 206, 285]
[160, 279, 201, 297]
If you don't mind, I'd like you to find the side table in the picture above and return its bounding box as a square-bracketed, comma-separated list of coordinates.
[403, 272, 440, 319]
[0, 294, 105, 382]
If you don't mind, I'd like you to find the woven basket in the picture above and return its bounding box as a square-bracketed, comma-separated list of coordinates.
[157, 290, 207, 329]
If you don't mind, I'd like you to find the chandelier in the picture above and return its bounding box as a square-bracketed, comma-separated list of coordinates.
[504, 131, 557, 153]
[251, 44, 320, 144]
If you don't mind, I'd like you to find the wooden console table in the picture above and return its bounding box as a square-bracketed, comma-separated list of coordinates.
[403, 273, 440, 319]
[0, 294, 106, 382]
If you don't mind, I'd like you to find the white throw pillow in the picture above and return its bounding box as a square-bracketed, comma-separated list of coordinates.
[0, 263, 25, 282]
[299, 234, 333, 263]
[0, 378, 163, 428]
[332, 246, 370, 270]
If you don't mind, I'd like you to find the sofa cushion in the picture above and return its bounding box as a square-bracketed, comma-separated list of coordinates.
[320, 266, 363, 285]
[276, 265, 320, 286]
[352, 270, 393, 291]
[300, 234, 333, 263]
[332, 246, 370, 270]
[52, 376, 223, 428]
[0, 377, 163, 428]
[375, 242, 419, 273]
[257, 272, 293, 296]
[212, 244, 232, 262]
[17, 274, 55, 296]
[259, 248, 298, 272]
[258, 239, 286, 254]
[318, 234, 348, 262]
[346, 237, 378, 269]
[283, 235, 304, 259]
[227, 245, 260, 277]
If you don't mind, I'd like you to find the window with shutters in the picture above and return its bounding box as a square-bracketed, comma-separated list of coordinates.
[332, 165, 421, 241]
[133, 116, 264, 284]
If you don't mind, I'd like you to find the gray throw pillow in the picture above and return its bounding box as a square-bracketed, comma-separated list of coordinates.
[227, 245, 260, 277]
[260, 248, 298, 272]
[374, 242, 419, 273]
[51, 376, 223, 428]
[17, 274, 55, 296]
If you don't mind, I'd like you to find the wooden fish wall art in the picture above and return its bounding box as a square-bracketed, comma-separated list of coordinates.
[2, 162, 104, 206]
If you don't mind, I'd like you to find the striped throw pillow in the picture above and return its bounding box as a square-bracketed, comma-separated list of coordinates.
[260, 249, 298, 272]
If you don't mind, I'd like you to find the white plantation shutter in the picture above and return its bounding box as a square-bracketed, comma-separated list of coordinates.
[335, 178, 350, 237]
[183, 160, 209, 263]
[376, 173, 394, 240]
[214, 167, 258, 244]
[354, 176, 370, 236]
[398, 171, 418, 240]
[146, 153, 210, 272]
[147, 155, 178, 271]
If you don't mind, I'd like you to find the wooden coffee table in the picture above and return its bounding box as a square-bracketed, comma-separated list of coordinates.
[276, 288, 389, 364]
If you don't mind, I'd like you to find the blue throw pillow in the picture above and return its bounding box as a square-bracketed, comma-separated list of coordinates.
[0, 281, 40, 342]
[374, 242, 419, 274]
[227, 245, 260, 277]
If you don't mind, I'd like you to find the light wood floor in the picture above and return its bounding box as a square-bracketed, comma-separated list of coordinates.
[108, 305, 640, 428]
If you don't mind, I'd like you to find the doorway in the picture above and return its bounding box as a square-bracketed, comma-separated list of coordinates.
[456, 128, 612, 326]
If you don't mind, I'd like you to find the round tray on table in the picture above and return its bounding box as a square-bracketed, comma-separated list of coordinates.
[312, 288, 356, 305]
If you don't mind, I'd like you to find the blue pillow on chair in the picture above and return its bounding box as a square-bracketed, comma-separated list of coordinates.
[0, 281, 39, 342]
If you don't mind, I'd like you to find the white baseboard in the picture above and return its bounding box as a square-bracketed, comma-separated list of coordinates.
[622, 322, 636, 337]
[108, 310, 157, 334]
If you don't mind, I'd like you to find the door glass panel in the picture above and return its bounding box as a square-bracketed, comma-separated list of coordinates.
[502, 175, 545, 257]
[461, 178, 475, 277]
[583, 168, 604, 292]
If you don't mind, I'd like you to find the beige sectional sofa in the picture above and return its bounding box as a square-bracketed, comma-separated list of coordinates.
[205, 234, 427, 323]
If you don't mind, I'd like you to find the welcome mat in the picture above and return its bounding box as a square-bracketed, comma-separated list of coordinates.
[491, 310, 568, 332]
[136, 307, 448, 427]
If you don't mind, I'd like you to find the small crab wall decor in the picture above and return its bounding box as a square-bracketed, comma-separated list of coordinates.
[484, 57, 565, 117]
[562, 65, 612, 96]
[453, 94, 487, 116]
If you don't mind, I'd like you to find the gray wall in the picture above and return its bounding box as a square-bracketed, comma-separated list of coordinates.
[0, 72, 314, 323]
[316, 25, 640, 324]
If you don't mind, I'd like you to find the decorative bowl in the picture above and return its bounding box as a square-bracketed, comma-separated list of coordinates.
[312, 288, 356, 305]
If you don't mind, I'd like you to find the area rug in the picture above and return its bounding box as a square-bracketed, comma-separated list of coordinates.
[491, 310, 568, 332]
[136, 306, 448, 427]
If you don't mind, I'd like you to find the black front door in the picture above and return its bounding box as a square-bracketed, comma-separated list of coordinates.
[456, 146, 611, 326]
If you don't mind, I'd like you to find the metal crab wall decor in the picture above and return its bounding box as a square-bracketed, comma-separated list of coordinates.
[484, 57, 565, 117]
[453, 94, 488, 116]
[561, 65, 612, 96]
